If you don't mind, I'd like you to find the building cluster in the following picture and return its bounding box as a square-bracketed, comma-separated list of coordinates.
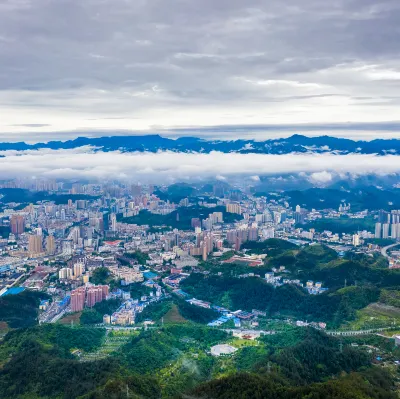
[1, 179, 399, 331]
[105, 263, 144, 285]
[375, 210, 400, 239]
[264, 272, 328, 294]
[70, 284, 109, 312]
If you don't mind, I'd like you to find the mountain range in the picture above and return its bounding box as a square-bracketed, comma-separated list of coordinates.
[2, 134, 400, 154]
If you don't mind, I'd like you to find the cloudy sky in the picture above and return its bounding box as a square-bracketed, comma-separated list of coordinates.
[2, 0, 400, 142]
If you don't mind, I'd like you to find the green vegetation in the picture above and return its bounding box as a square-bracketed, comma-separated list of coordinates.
[0, 324, 105, 362]
[380, 288, 400, 307]
[175, 298, 219, 324]
[124, 250, 150, 265]
[306, 258, 399, 289]
[0, 342, 159, 399]
[136, 299, 212, 325]
[345, 302, 400, 330]
[0, 225, 11, 238]
[135, 300, 173, 323]
[154, 183, 199, 202]
[0, 319, 397, 398]
[118, 325, 227, 374]
[119, 205, 241, 230]
[241, 238, 298, 256]
[58, 312, 82, 326]
[300, 216, 375, 234]
[0, 291, 49, 328]
[80, 298, 122, 325]
[162, 304, 188, 324]
[365, 238, 396, 246]
[286, 186, 400, 211]
[127, 282, 152, 299]
[189, 368, 397, 399]
[0, 188, 99, 205]
[181, 272, 382, 328]
[90, 267, 111, 285]
[1, 238, 400, 398]
[188, 327, 388, 399]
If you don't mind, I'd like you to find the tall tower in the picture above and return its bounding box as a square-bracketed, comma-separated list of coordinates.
[10, 215, 25, 236]
[28, 234, 43, 256]
[46, 235, 56, 255]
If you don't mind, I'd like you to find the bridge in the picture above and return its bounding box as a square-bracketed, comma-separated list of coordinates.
[381, 243, 400, 259]
[326, 327, 397, 336]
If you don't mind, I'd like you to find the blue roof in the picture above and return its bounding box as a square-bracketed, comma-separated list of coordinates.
[143, 271, 157, 279]
[1, 287, 25, 296]
[0, 265, 11, 273]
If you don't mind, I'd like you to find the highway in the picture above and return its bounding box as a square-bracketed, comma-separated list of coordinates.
[326, 327, 399, 336]
[381, 243, 400, 258]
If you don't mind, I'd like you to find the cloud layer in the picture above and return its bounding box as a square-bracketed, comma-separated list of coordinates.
[1, 148, 400, 184]
[1, 1, 400, 140]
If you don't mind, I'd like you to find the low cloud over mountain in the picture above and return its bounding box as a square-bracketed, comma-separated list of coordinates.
[0, 146, 399, 184]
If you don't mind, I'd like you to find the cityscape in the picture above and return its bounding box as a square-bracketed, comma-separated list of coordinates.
[2, 0, 400, 398]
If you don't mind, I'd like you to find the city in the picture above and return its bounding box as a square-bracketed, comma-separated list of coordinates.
[2, 0, 400, 397]
[0, 179, 399, 328]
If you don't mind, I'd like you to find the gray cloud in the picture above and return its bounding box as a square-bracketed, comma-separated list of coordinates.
[1, 0, 400, 139]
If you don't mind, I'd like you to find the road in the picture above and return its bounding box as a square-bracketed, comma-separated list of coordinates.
[326, 327, 398, 336]
[381, 243, 400, 258]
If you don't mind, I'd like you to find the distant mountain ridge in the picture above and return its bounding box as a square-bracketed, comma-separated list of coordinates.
[2, 134, 400, 154]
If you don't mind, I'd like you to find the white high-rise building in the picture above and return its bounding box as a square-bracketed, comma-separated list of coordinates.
[375, 223, 382, 239]
[110, 213, 117, 232]
[382, 223, 390, 239]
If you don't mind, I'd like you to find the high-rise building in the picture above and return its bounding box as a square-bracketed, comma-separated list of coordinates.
[226, 203, 242, 215]
[46, 235, 56, 255]
[382, 223, 390, 239]
[59, 267, 72, 279]
[103, 212, 110, 231]
[10, 215, 25, 236]
[210, 212, 223, 224]
[76, 200, 86, 210]
[294, 211, 305, 224]
[70, 285, 108, 312]
[262, 228, 275, 239]
[28, 234, 43, 255]
[226, 230, 237, 244]
[248, 227, 258, 241]
[391, 223, 398, 239]
[235, 236, 242, 251]
[110, 213, 117, 232]
[131, 184, 141, 196]
[71, 287, 86, 312]
[191, 218, 201, 229]
[62, 239, 73, 255]
[73, 262, 85, 278]
[375, 222, 382, 238]
[202, 243, 208, 261]
[352, 234, 360, 246]
[86, 285, 108, 307]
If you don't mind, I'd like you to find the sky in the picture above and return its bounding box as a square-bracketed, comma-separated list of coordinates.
[2, 0, 400, 142]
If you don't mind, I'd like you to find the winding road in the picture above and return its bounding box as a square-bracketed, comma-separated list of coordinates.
[381, 243, 400, 259]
